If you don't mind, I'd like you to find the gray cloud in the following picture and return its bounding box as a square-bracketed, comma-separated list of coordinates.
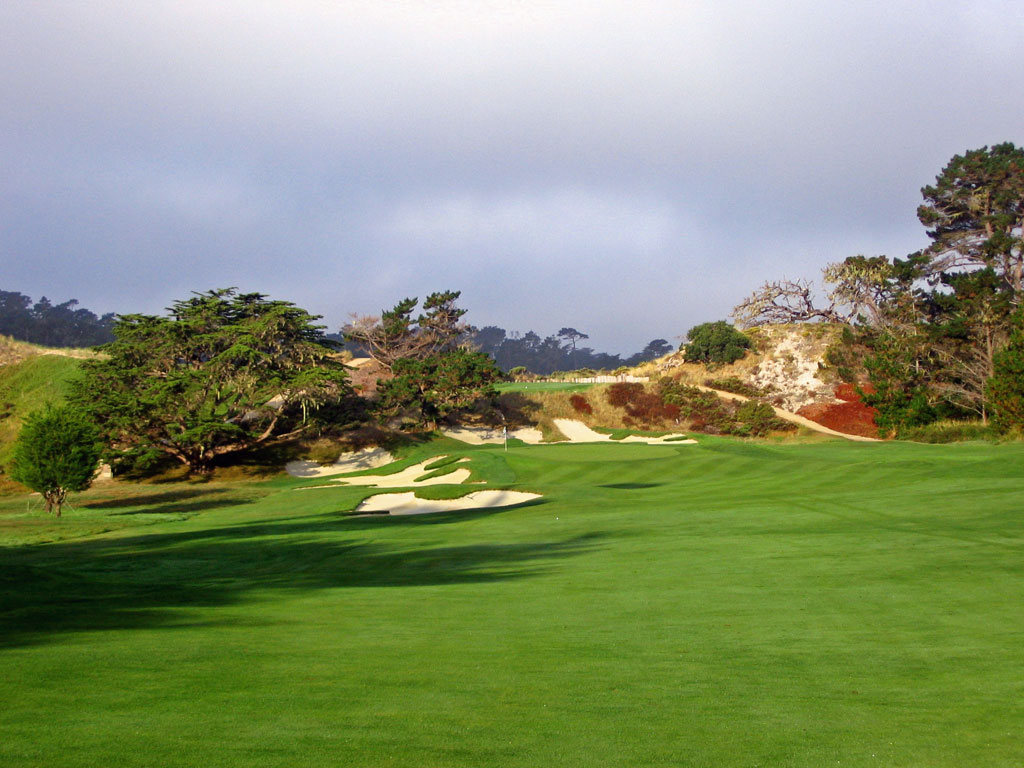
[2, 1, 1022, 352]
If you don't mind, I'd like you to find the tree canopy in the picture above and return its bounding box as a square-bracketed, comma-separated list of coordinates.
[918, 142, 1024, 296]
[376, 348, 501, 430]
[683, 321, 751, 365]
[71, 289, 353, 473]
[342, 290, 471, 371]
[9, 405, 101, 516]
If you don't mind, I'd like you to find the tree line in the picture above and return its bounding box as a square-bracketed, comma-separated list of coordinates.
[1, 287, 671, 376]
[0, 290, 115, 347]
[466, 328, 672, 375]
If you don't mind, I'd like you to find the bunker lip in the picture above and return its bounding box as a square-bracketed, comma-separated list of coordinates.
[351, 490, 542, 516]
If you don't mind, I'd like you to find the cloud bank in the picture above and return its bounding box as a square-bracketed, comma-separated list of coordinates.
[2, 1, 1022, 351]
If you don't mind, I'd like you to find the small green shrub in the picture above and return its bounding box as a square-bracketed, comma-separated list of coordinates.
[683, 321, 751, 365]
[705, 377, 763, 398]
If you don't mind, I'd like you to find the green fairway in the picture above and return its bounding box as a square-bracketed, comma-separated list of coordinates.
[2, 437, 1023, 767]
[496, 380, 595, 393]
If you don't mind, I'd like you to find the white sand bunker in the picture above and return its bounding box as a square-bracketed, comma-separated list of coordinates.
[553, 419, 697, 445]
[444, 421, 694, 445]
[286, 446, 395, 478]
[296, 456, 473, 490]
[443, 426, 544, 445]
[355, 490, 541, 516]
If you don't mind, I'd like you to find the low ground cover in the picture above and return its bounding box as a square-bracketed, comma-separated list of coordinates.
[1, 437, 1022, 767]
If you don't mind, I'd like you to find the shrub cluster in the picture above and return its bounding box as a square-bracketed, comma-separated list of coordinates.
[569, 394, 593, 415]
[897, 420, 998, 443]
[658, 379, 794, 436]
[704, 376, 764, 398]
[604, 382, 680, 427]
[683, 321, 751, 365]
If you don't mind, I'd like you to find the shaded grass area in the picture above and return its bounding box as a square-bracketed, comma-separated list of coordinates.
[2, 438, 1023, 767]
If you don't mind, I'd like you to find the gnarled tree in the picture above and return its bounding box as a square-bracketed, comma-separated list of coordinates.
[342, 290, 471, 371]
[72, 289, 353, 474]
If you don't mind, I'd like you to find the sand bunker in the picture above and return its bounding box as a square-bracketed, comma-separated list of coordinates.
[552, 419, 697, 445]
[354, 490, 541, 516]
[286, 446, 395, 478]
[299, 456, 472, 489]
[443, 426, 544, 445]
[444, 420, 694, 446]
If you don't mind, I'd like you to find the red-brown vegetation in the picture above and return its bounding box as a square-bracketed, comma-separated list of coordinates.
[569, 394, 593, 415]
[797, 384, 879, 437]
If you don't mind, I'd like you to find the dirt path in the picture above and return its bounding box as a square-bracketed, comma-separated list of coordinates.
[696, 386, 879, 442]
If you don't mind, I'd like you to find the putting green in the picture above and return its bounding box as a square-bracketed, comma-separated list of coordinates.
[507, 442, 680, 462]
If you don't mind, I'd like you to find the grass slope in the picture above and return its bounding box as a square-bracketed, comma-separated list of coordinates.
[0, 354, 83, 473]
[1, 437, 1022, 767]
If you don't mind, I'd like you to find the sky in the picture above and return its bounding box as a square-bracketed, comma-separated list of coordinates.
[2, 1, 1022, 354]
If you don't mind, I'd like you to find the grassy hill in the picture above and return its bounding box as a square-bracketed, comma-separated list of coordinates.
[1, 435, 1021, 766]
[0, 351, 84, 483]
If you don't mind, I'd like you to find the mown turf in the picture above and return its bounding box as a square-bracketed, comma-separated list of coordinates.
[496, 381, 595, 393]
[1, 437, 1022, 767]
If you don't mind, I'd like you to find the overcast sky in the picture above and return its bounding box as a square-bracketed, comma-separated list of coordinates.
[2, 1, 1022, 353]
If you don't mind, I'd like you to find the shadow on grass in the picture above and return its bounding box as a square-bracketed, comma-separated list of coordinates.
[0, 508, 604, 649]
[83, 488, 230, 510]
[600, 483, 663, 490]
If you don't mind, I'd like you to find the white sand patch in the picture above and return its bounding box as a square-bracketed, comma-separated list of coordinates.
[553, 419, 612, 442]
[286, 446, 395, 478]
[331, 457, 472, 487]
[354, 490, 541, 516]
[346, 357, 372, 368]
[443, 426, 544, 444]
[620, 434, 698, 445]
[553, 419, 695, 445]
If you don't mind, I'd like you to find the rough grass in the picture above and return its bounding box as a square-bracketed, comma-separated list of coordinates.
[0, 354, 83, 479]
[1, 436, 1022, 767]
[899, 419, 1001, 444]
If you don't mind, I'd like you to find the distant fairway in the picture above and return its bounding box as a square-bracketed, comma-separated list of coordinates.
[496, 380, 595, 393]
[2, 437, 1022, 767]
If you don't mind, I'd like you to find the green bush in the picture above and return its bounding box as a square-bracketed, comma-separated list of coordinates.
[659, 379, 794, 436]
[989, 311, 1024, 432]
[9, 405, 101, 516]
[705, 376, 763, 398]
[683, 321, 751, 365]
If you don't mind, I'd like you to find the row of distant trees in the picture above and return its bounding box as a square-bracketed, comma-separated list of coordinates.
[0, 290, 115, 347]
[465, 328, 672, 375]
[1, 288, 671, 375]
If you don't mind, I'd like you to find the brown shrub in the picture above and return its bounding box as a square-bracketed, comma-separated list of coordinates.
[569, 394, 594, 414]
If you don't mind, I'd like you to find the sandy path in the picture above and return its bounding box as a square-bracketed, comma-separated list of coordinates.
[354, 490, 541, 516]
[286, 446, 395, 478]
[695, 385, 879, 442]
